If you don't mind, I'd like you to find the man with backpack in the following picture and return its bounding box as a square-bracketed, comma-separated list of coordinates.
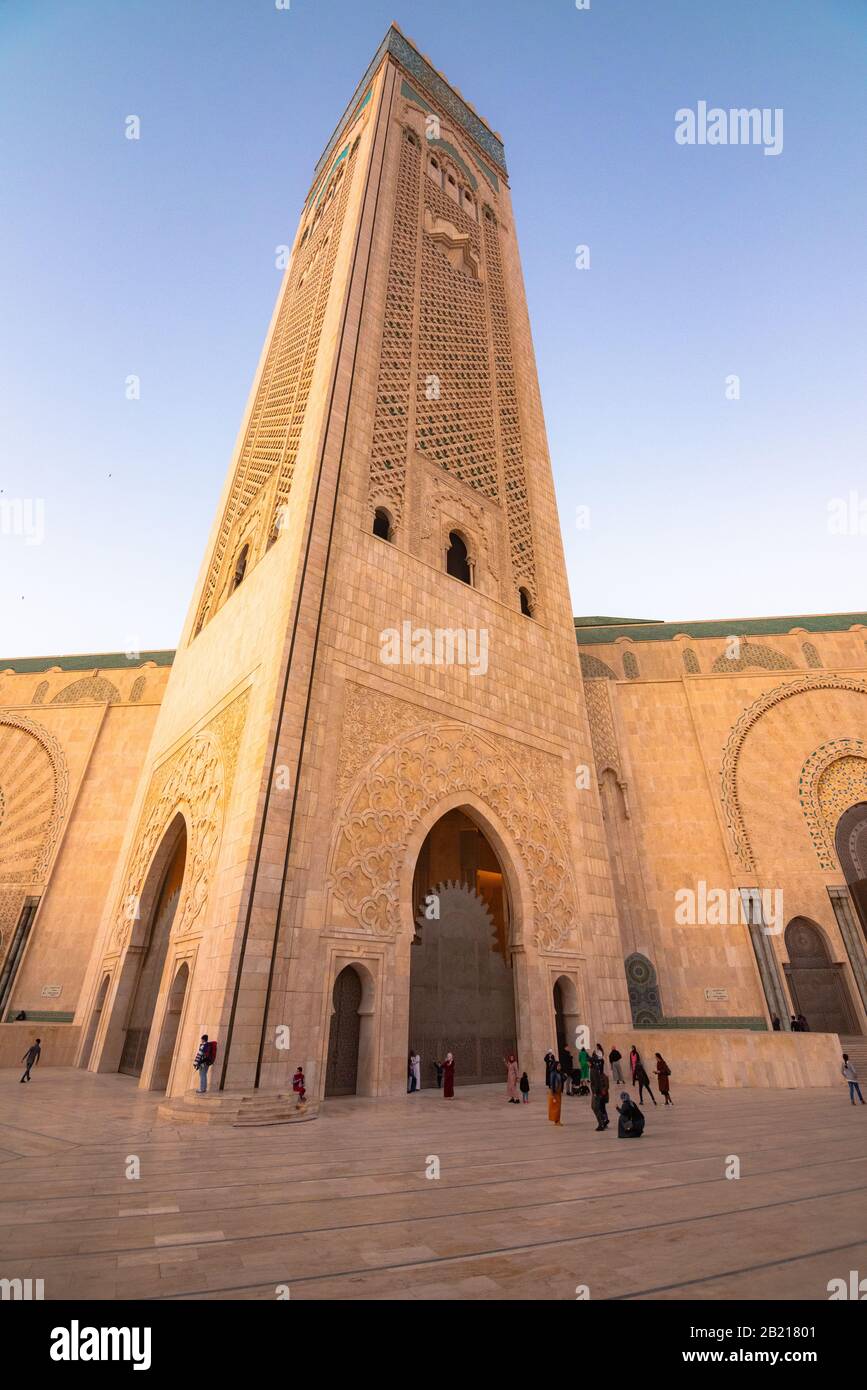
[194, 1034, 217, 1093]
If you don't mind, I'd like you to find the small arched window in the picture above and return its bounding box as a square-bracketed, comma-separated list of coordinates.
[446, 531, 471, 585]
[230, 543, 249, 594]
[519, 587, 533, 617]
[372, 507, 393, 542]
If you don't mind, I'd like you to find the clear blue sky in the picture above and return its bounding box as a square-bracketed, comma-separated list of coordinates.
[1, 0, 865, 657]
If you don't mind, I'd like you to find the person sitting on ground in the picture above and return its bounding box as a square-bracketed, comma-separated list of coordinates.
[617, 1091, 645, 1138]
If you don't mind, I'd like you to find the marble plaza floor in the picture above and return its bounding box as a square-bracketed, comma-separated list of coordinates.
[0, 1069, 865, 1301]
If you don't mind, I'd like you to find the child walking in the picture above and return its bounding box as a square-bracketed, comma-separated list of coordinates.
[519, 1071, 530, 1103]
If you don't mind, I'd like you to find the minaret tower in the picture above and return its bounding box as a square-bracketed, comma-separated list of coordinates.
[79, 26, 630, 1104]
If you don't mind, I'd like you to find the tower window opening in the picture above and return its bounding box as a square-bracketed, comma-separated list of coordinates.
[519, 587, 533, 617]
[230, 543, 249, 594]
[373, 508, 393, 542]
[446, 531, 471, 585]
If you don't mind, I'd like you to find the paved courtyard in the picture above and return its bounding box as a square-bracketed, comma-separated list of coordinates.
[1, 1070, 865, 1301]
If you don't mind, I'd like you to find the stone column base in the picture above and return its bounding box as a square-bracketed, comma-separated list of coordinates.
[157, 1089, 318, 1126]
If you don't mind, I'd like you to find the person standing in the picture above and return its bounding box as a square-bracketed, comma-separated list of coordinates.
[842, 1054, 865, 1105]
[519, 1070, 530, 1104]
[504, 1053, 520, 1103]
[548, 1061, 564, 1126]
[19, 1037, 41, 1083]
[629, 1045, 640, 1083]
[609, 1046, 625, 1085]
[593, 1043, 605, 1071]
[790, 1015, 800, 1032]
[409, 1051, 421, 1093]
[634, 1055, 657, 1106]
[771, 1015, 781, 1031]
[798, 1013, 810, 1032]
[434, 1058, 444, 1090]
[442, 1051, 455, 1098]
[560, 1045, 574, 1095]
[578, 1046, 590, 1084]
[655, 1052, 673, 1105]
[590, 1062, 610, 1131]
[543, 1049, 556, 1089]
[194, 1034, 216, 1094]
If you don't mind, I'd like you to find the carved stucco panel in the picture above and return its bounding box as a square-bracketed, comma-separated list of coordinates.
[111, 689, 250, 949]
[330, 695, 578, 951]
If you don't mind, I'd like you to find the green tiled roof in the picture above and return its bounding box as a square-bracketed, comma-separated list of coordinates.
[574, 613, 867, 645]
[0, 650, 175, 674]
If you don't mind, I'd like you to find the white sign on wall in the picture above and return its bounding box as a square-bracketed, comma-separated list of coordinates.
[704, 988, 729, 1002]
[41, 985, 62, 998]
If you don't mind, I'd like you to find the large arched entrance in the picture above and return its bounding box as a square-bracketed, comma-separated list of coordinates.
[836, 802, 867, 938]
[118, 823, 187, 1077]
[325, 966, 363, 1096]
[409, 808, 517, 1087]
[784, 918, 858, 1034]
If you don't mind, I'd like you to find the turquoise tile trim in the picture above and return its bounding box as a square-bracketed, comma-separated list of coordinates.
[574, 613, 867, 645]
[637, 1017, 767, 1031]
[0, 651, 175, 674]
[311, 27, 507, 191]
[5, 1011, 75, 1024]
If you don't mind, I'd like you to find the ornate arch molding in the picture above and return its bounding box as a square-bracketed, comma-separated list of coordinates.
[110, 691, 249, 950]
[328, 721, 577, 950]
[720, 675, 867, 870]
[0, 711, 69, 884]
[799, 740, 867, 870]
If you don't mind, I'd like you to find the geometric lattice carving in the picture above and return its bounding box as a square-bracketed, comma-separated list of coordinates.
[583, 679, 620, 779]
[683, 648, 700, 674]
[130, 676, 146, 703]
[799, 741, 867, 870]
[329, 720, 577, 950]
[0, 713, 69, 887]
[110, 690, 250, 950]
[32, 681, 48, 704]
[711, 640, 794, 673]
[580, 653, 616, 680]
[194, 134, 361, 633]
[482, 208, 536, 587]
[802, 641, 822, 669]
[623, 650, 639, 680]
[721, 675, 867, 870]
[368, 128, 421, 521]
[51, 676, 120, 704]
[417, 177, 498, 500]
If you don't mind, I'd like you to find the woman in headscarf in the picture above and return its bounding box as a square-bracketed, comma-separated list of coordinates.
[548, 1061, 564, 1125]
[504, 1053, 520, 1103]
[617, 1091, 645, 1138]
[543, 1049, 556, 1089]
[654, 1052, 672, 1105]
[629, 1045, 640, 1084]
[578, 1045, 591, 1083]
[634, 1055, 657, 1106]
[442, 1052, 455, 1098]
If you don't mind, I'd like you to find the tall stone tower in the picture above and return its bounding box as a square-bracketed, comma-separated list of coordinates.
[79, 25, 631, 1103]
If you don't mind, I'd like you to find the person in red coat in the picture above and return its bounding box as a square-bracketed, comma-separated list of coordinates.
[655, 1053, 672, 1105]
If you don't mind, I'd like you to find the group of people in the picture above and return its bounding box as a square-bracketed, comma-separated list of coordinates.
[407, 1051, 455, 1097]
[771, 1013, 811, 1032]
[536, 1042, 673, 1135]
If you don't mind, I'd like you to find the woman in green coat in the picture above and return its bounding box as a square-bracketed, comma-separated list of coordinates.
[578, 1046, 590, 1082]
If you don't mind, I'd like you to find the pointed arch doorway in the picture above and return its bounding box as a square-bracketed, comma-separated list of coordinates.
[784, 918, 858, 1034]
[118, 822, 187, 1078]
[409, 808, 517, 1087]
